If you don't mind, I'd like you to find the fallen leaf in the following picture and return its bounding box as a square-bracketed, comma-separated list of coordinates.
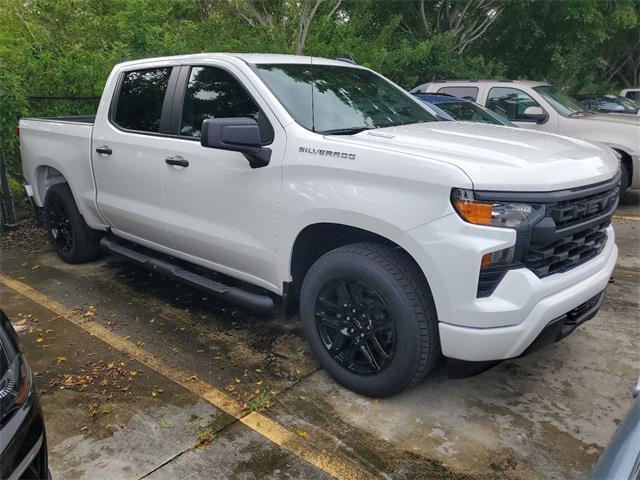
[297, 431, 308, 437]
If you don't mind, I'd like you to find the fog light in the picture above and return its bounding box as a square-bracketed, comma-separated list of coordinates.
[481, 246, 515, 270]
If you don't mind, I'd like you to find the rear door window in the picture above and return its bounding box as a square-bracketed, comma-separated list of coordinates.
[436, 86, 479, 101]
[113, 67, 172, 133]
[486, 87, 540, 121]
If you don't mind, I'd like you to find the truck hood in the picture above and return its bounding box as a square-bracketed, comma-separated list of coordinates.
[581, 112, 640, 126]
[331, 122, 619, 191]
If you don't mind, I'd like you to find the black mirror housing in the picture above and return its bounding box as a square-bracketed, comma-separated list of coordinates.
[201, 117, 271, 168]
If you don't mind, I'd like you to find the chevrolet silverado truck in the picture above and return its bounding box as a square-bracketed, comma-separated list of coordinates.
[412, 80, 639, 198]
[20, 54, 620, 397]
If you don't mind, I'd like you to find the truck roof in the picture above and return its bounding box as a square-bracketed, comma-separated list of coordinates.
[411, 79, 549, 93]
[114, 53, 356, 69]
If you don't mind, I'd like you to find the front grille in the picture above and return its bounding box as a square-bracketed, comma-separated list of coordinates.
[523, 177, 618, 278]
[525, 221, 609, 277]
[549, 182, 620, 228]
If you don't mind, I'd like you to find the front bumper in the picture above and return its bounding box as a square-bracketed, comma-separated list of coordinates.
[437, 230, 616, 362]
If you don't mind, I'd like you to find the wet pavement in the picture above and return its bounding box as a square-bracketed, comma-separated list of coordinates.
[0, 193, 638, 479]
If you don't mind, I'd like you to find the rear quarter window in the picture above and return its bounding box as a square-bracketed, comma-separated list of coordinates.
[113, 67, 172, 133]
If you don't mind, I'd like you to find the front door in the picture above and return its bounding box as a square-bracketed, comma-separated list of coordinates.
[160, 63, 284, 290]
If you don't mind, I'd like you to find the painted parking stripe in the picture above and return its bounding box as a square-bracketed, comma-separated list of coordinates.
[0, 274, 378, 480]
[613, 214, 640, 221]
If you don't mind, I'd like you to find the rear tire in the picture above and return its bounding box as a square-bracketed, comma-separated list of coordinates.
[43, 183, 102, 263]
[300, 242, 440, 397]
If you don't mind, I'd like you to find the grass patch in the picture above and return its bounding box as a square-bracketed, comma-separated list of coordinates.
[248, 389, 274, 412]
[195, 425, 216, 449]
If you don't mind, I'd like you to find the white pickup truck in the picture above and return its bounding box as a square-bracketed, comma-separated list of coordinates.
[20, 54, 619, 397]
[412, 80, 640, 197]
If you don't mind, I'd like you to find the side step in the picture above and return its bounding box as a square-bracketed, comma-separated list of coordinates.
[100, 237, 275, 313]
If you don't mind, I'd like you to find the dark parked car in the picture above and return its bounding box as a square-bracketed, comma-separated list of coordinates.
[0, 310, 49, 479]
[413, 93, 516, 126]
[592, 376, 640, 479]
[577, 94, 640, 115]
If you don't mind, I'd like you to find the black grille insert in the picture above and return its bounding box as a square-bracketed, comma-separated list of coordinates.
[525, 221, 609, 277]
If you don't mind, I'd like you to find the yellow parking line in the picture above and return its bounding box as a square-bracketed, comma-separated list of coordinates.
[0, 274, 377, 480]
[613, 214, 640, 221]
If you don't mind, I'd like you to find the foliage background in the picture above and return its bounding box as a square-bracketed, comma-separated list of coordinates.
[0, 0, 638, 185]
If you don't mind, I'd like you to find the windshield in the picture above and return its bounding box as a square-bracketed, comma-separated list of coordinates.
[253, 64, 437, 133]
[435, 100, 514, 126]
[533, 85, 584, 116]
[615, 96, 640, 112]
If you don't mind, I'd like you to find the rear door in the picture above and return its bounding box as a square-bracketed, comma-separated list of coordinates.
[93, 65, 177, 248]
[159, 62, 285, 289]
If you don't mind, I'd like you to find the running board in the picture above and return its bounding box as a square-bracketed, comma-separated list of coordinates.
[99, 237, 275, 313]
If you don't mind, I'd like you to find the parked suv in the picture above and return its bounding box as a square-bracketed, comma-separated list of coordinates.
[412, 80, 639, 197]
[20, 55, 619, 397]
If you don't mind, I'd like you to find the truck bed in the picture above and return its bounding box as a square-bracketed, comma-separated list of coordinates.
[19, 117, 98, 223]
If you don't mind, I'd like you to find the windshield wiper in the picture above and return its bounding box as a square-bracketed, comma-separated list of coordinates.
[318, 127, 372, 135]
[569, 109, 587, 117]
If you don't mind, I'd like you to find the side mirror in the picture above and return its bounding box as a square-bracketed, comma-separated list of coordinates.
[523, 106, 548, 124]
[201, 117, 271, 168]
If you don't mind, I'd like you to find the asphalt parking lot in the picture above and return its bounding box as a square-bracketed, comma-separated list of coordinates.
[1, 194, 638, 480]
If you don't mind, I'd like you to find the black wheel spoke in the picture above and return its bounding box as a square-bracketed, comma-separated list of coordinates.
[314, 277, 396, 376]
[335, 279, 351, 305]
[318, 297, 340, 313]
[317, 312, 345, 332]
[360, 343, 381, 371]
[367, 334, 390, 360]
[47, 198, 74, 253]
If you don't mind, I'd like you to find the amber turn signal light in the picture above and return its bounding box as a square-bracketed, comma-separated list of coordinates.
[452, 200, 493, 226]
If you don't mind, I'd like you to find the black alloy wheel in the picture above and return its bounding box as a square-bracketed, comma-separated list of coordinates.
[45, 196, 74, 253]
[314, 278, 396, 375]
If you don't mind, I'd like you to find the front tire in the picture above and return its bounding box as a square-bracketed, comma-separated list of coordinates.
[300, 242, 440, 397]
[43, 183, 101, 263]
[620, 162, 630, 201]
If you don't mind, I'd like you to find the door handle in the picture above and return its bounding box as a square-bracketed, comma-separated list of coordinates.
[96, 146, 112, 155]
[165, 156, 189, 167]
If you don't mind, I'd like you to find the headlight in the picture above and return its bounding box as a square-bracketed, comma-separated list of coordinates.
[451, 188, 541, 229]
[0, 348, 31, 425]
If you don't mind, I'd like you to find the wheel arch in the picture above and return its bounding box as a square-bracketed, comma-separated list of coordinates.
[288, 222, 430, 300]
[34, 164, 68, 206]
[612, 148, 633, 188]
